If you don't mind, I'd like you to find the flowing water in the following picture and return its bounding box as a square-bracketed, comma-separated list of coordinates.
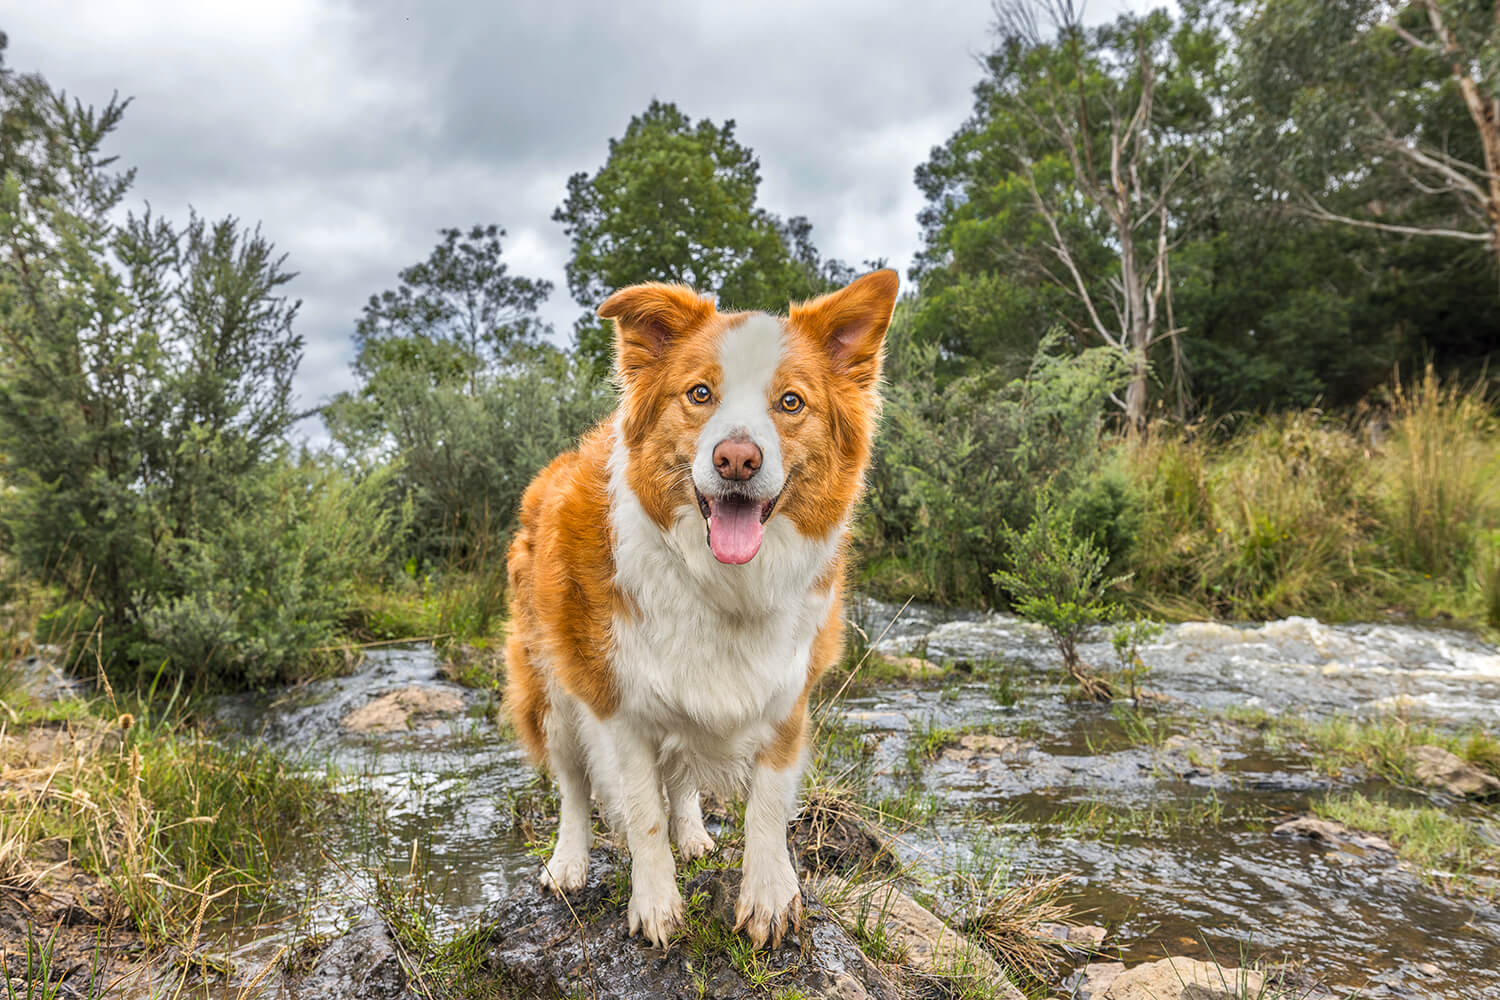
[217, 605, 1500, 998]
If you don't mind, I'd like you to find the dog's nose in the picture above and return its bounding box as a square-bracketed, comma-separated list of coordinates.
[713, 436, 762, 481]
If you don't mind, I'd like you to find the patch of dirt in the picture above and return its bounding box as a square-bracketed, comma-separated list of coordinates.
[0, 854, 148, 995]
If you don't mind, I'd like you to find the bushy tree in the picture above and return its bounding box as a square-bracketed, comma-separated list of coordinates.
[327, 228, 609, 568]
[0, 44, 388, 685]
[554, 100, 850, 371]
[1240, 0, 1500, 284]
[860, 325, 1137, 607]
[914, 1, 1227, 425]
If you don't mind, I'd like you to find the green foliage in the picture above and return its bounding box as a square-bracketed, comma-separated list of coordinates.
[1380, 366, 1500, 576]
[1123, 412, 1382, 619]
[137, 459, 401, 688]
[0, 49, 380, 687]
[328, 342, 611, 571]
[329, 223, 611, 573]
[992, 492, 1124, 696]
[553, 99, 851, 372]
[1111, 617, 1164, 704]
[861, 326, 1135, 606]
[351, 223, 552, 394]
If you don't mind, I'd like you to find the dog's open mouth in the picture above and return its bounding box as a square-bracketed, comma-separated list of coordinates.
[695, 489, 780, 565]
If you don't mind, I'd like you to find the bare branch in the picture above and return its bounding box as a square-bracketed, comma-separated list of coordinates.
[1021, 164, 1121, 346]
[1296, 195, 1493, 242]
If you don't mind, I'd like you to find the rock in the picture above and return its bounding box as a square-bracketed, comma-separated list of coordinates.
[288, 908, 417, 1000]
[341, 687, 464, 733]
[1100, 957, 1264, 1000]
[814, 874, 1025, 1000]
[880, 654, 943, 678]
[1037, 921, 1107, 948]
[483, 848, 899, 1000]
[1071, 961, 1125, 999]
[1410, 744, 1500, 798]
[841, 710, 911, 732]
[939, 733, 1030, 765]
[1272, 816, 1395, 855]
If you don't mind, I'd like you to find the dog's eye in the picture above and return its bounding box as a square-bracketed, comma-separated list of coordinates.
[778, 392, 804, 414]
[688, 384, 712, 405]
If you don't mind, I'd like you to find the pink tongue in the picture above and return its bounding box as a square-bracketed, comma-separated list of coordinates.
[708, 499, 764, 564]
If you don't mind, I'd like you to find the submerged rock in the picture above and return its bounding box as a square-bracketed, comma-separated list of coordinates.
[1272, 815, 1395, 855]
[1410, 744, 1500, 798]
[483, 848, 899, 1000]
[341, 686, 464, 733]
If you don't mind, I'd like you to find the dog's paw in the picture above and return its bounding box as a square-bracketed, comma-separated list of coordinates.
[734, 865, 802, 949]
[539, 852, 588, 896]
[674, 826, 716, 861]
[627, 883, 685, 949]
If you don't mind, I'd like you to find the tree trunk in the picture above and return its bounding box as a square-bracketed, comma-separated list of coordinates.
[1125, 354, 1149, 432]
[1429, 0, 1500, 286]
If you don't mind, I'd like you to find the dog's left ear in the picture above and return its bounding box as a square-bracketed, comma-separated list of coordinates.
[789, 269, 899, 389]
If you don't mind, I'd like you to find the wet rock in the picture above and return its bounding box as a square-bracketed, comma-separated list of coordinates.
[1037, 921, 1107, 949]
[1099, 957, 1263, 1000]
[289, 908, 416, 1000]
[483, 848, 899, 1000]
[341, 687, 464, 733]
[814, 874, 1025, 1000]
[939, 733, 1031, 765]
[840, 709, 911, 732]
[1410, 744, 1500, 798]
[1272, 815, 1395, 855]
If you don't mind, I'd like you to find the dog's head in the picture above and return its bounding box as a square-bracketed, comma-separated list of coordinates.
[601, 270, 898, 564]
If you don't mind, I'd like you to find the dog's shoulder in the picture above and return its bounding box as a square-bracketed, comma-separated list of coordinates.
[508, 418, 622, 719]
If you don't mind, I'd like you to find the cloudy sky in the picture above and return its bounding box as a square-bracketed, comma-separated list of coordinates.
[8, 0, 1144, 432]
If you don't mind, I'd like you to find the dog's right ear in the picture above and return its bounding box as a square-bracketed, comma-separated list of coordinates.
[599, 283, 716, 379]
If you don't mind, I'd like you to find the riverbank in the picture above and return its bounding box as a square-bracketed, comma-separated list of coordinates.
[5, 602, 1500, 998]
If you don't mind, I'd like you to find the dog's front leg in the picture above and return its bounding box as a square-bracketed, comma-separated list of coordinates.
[612, 723, 683, 948]
[735, 756, 803, 948]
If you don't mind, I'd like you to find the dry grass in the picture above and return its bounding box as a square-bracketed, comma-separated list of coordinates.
[1381, 365, 1500, 576]
[955, 873, 1078, 982]
[1123, 367, 1499, 624]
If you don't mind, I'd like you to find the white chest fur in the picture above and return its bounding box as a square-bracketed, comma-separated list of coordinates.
[606, 430, 838, 766]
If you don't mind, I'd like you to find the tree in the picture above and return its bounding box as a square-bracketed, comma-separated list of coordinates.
[0, 41, 387, 685]
[352, 224, 552, 395]
[916, 2, 1224, 428]
[327, 229, 606, 566]
[1241, 0, 1500, 285]
[554, 100, 848, 371]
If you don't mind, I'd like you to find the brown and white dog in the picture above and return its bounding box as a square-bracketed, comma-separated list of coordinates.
[503, 269, 898, 949]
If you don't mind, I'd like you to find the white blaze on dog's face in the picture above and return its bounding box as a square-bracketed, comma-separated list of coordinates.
[600, 270, 900, 564]
[686, 315, 788, 563]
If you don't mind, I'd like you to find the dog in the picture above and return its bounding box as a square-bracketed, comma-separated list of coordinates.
[504, 269, 898, 950]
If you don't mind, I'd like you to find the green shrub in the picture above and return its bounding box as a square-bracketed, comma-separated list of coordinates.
[992, 492, 1123, 700]
[861, 327, 1134, 606]
[137, 460, 402, 688]
[327, 344, 611, 570]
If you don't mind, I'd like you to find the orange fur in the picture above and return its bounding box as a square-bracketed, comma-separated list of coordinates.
[505, 270, 897, 775]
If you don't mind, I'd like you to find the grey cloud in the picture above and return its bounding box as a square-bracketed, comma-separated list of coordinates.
[7, 0, 1145, 438]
